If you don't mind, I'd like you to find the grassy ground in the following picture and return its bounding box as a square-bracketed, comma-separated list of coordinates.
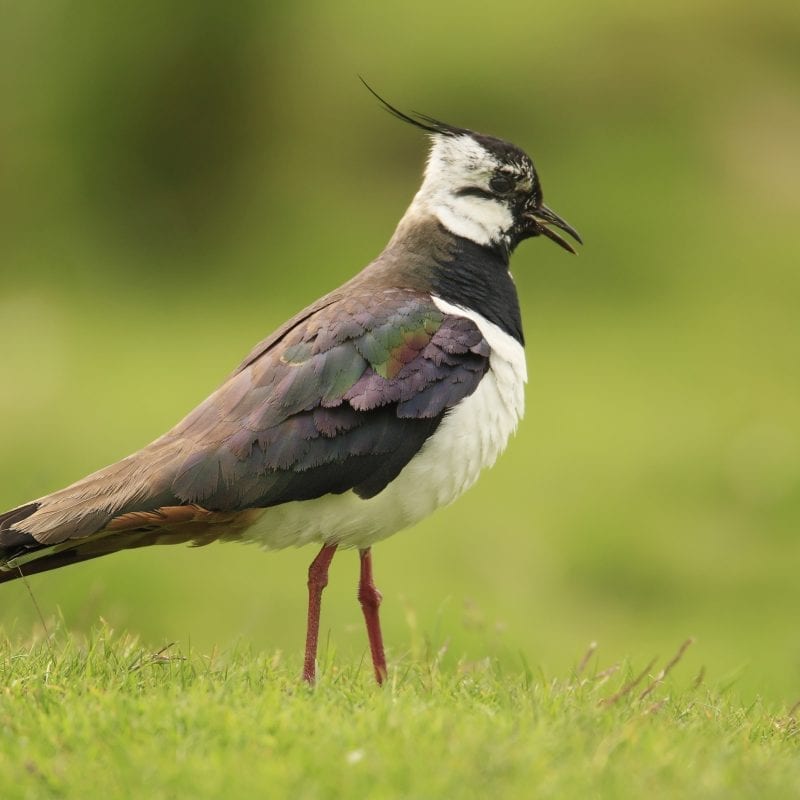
[1, 626, 798, 800]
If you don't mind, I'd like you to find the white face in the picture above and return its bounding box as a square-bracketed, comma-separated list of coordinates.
[407, 134, 531, 247]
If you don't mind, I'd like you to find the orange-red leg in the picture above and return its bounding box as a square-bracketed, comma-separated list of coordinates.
[358, 547, 387, 685]
[303, 543, 337, 684]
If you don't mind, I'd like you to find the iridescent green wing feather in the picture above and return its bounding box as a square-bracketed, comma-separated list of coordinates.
[169, 290, 489, 507]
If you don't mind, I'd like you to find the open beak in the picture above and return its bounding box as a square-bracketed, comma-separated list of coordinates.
[527, 204, 583, 254]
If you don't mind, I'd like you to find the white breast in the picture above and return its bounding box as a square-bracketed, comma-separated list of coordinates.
[242, 298, 527, 551]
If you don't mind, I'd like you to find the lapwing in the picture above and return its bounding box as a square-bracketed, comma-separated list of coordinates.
[0, 88, 581, 684]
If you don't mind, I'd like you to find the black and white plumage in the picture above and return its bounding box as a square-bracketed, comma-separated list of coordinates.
[0, 90, 581, 683]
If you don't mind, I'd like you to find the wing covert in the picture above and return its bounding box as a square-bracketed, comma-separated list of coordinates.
[168, 291, 490, 508]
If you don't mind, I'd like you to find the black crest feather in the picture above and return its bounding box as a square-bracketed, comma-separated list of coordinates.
[359, 77, 467, 138]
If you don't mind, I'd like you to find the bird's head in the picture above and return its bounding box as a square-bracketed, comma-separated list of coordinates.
[365, 83, 582, 257]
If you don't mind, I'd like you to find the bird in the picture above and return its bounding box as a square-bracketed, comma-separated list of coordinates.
[0, 86, 581, 685]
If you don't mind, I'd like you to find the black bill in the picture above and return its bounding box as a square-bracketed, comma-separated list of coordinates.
[528, 204, 583, 254]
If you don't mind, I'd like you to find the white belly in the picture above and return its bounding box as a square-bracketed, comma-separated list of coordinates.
[242, 299, 526, 550]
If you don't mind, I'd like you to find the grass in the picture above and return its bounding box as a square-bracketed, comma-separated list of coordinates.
[1, 625, 798, 799]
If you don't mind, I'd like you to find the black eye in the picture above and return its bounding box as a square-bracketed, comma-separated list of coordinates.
[489, 174, 515, 194]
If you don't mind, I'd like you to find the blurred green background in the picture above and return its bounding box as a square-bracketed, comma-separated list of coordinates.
[1, 1, 798, 702]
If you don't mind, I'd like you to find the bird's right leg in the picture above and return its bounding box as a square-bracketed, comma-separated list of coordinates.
[358, 547, 387, 685]
[303, 543, 337, 684]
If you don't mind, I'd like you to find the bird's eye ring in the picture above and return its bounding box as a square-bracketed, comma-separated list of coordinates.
[489, 174, 515, 194]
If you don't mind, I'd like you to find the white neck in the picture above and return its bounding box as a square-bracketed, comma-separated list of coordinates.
[402, 135, 513, 247]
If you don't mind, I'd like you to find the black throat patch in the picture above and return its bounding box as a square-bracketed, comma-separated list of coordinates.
[429, 231, 524, 345]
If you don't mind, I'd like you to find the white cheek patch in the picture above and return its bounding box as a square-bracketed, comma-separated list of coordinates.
[405, 134, 514, 246]
[433, 194, 513, 246]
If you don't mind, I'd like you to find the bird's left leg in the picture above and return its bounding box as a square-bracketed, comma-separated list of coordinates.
[358, 547, 387, 685]
[303, 543, 337, 684]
